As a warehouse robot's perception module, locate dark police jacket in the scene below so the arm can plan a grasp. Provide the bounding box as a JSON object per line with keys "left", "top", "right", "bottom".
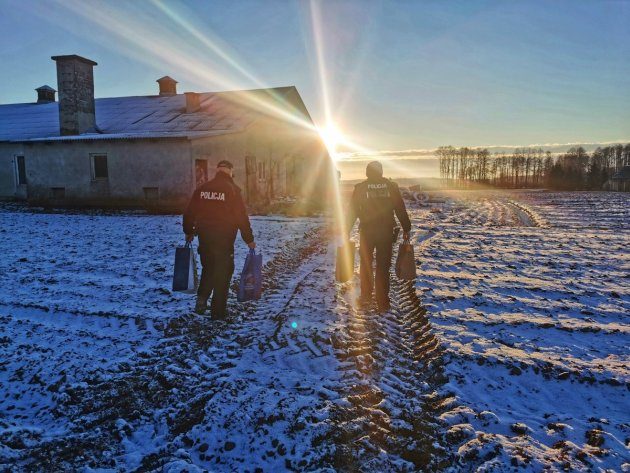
{"left": 347, "top": 176, "right": 411, "bottom": 233}
{"left": 183, "top": 172, "right": 254, "bottom": 244}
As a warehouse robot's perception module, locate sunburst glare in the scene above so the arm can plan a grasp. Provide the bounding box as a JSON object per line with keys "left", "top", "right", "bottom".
{"left": 319, "top": 122, "right": 343, "bottom": 158}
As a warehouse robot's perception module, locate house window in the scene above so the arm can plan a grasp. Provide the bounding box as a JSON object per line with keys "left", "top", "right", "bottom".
{"left": 16, "top": 156, "right": 26, "bottom": 185}
{"left": 143, "top": 187, "right": 159, "bottom": 200}
{"left": 91, "top": 154, "right": 108, "bottom": 180}
{"left": 50, "top": 187, "right": 65, "bottom": 199}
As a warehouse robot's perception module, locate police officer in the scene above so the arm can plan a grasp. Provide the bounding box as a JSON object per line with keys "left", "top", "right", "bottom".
{"left": 346, "top": 161, "right": 411, "bottom": 312}
{"left": 183, "top": 160, "right": 256, "bottom": 319}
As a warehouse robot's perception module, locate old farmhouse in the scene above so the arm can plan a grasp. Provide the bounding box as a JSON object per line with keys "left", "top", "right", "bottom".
{"left": 0, "top": 55, "right": 333, "bottom": 210}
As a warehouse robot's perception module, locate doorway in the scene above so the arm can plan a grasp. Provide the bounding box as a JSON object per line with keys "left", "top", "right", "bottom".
{"left": 195, "top": 159, "right": 208, "bottom": 187}
{"left": 14, "top": 155, "right": 27, "bottom": 200}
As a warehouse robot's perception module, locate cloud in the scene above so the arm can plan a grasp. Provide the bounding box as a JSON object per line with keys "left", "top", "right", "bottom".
{"left": 337, "top": 149, "right": 437, "bottom": 161}
{"left": 336, "top": 140, "right": 629, "bottom": 162}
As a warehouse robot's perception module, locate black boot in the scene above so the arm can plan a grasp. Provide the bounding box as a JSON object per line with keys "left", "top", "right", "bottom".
{"left": 194, "top": 296, "right": 208, "bottom": 315}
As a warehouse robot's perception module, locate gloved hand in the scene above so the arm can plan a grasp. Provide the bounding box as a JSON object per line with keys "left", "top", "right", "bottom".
{"left": 185, "top": 234, "right": 194, "bottom": 243}
{"left": 248, "top": 241, "right": 256, "bottom": 249}
{"left": 403, "top": 232, "right": 410, "bottom": 241}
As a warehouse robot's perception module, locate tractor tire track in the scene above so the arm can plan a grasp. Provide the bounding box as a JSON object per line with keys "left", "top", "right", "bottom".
{"left": 5, "top": 228, "right": 329, "bottom": 472}
{"left": 4, "top": 225, "right": 464, "bottom": 472}
{"left": 324, "top": 242, "right": 453, "bottom": 471}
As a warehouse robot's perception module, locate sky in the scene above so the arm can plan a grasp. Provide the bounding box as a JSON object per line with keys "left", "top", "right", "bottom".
{"left": 1, "top": 0, "right": 629, "bottom": 179}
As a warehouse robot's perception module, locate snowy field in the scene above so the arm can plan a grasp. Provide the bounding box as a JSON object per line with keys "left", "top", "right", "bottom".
{"left": 0, "top": 191, "right": 628, "bottom": 472}
{"left": 410, "top": 191, "right": 629, "bottom": 471}
{"left": 0, "top": 208, "right": 327, "bottom": 470}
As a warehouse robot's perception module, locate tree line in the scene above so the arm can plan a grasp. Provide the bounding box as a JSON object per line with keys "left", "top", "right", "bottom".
{"left": 437, "top": 144, "right": 630, "bottom": 190}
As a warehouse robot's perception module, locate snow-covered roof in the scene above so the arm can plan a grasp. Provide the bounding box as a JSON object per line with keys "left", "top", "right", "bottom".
{"left": 0, "top": 86, "right": 306, "bottom": 142}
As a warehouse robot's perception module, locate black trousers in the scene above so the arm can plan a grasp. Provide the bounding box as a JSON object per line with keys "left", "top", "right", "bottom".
{"left": 197, "top": 233, "right": 235, "bottom": 318}
{"left": 359, "top": 228, "right": 393, "bottom": 308}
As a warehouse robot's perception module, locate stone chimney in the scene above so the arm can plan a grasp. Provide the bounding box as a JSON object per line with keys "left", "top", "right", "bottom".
{"left": 35, "top": 85, "right": 56, "bottom": 104}
{"left": 157, "top": 76, "right": 178, "bottom": 96}
{"left": 184, "top": 92, "right": 200, "bottom": 113}
{"left": 51, "top": 55, "right": 97, "bottom": 136}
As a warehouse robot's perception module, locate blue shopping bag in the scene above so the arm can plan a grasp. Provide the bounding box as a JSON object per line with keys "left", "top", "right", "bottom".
{"left": 172, "top": 242, "right": 198, "bottom": 293}
{"left": 237, "top": 249, "right": 263, "bottom": 302}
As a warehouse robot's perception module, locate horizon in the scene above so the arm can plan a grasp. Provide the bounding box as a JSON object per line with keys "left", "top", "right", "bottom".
{"left": 336, "top": 140, "right": 630, "bottom": 180}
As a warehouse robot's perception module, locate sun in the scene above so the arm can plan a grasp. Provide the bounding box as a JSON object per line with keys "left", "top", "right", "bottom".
{"left": 319, "top": 122, "right": 343, "bottom": 158}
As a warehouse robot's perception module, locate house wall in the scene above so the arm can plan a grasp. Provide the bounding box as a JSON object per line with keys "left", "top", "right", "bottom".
{"left": 190, "top": 117, "right": 332, "bottom": 205}
{"left": 0, "top": 139, "right": 194, "bottom": 209}
{"left": 0, "top": 111, "right": 334, "bottom": 209}
{"left": 190, "top": 132, "right": 249, "bottom": 195}
{"left": 191, "top": 125, "right": 291, "bottom": 203}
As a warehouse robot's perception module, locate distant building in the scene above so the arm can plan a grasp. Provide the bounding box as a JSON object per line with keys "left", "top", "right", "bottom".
{"left": 0, "top": 55, "right": 333, "bottom": 210}
{"left": 605, "top": 166, "right": 630, "bottom": 192}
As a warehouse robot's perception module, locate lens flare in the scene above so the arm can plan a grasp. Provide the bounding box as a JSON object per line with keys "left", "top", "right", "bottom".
{"left": 319, "top": 122, "right": 343, "bottom": 156}
{"left": 34, "top": 0, "right": 385, "bottom": 231}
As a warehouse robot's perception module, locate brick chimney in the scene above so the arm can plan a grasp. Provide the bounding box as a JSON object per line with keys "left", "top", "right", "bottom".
{"left": 51, "top": 55, "right": 97, "bottom": 136}
{"left": 157, "top": 76, "right": 177, "bottom": 96}
{"left": 184, "top": 92, "right": 200, "bottom": 113}
{"left": 35, "top": 85, "right": 56, "bottom": 104}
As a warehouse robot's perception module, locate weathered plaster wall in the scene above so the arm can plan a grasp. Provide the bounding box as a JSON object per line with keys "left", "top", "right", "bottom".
{"left": 190, "top": 132, "right": 249, "bottom": 191}
{"left": 192, "top": 126, "right": 291, "bottom": 203}
{"left": 3, "top": 139, "right": 194, "bottom": 209}
{"left": 0, "top": 113, "right": 333, "bottom": 209}
{"left": 191, "top": 118, "right": 332, "bottom": 204}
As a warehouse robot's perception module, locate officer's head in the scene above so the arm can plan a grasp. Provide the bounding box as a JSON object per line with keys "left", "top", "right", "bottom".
{"left": 217, "top": 160, "right": 234, "bottom": 177}
{"left": 366, "top": 161, "right": 383, "bottom": 179}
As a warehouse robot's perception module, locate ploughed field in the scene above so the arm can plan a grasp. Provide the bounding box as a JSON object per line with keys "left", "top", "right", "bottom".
{"left": 0, "top": 191, "right": 628, "bottom": 472}
{"left": 408, "top": 190, "right": 629, "bottom": 471}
